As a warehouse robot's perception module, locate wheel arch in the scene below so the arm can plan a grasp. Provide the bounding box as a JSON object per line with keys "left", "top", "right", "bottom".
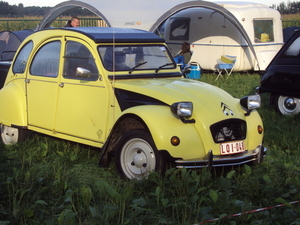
{"left": 99, "top": 105, "right": 205, "bottom": 167}
{"left": 99, "top": 113, "right": 150, "bottom": 167}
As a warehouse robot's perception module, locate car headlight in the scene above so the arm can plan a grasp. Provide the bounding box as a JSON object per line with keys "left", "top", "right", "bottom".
{"left": 240, "top": 95, "right": 261, "bottom": 115}
{"left": 171, "top": 102, "right": 193, "bottom": 118}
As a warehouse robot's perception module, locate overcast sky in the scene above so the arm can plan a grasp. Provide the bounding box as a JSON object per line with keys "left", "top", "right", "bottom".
{"left": 9, "top": 0, "right": 286, "bottom": 8}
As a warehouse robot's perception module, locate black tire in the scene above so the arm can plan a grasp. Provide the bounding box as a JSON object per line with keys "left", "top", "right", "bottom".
{"left": 274, "top": 95, "right": 300, "bottom": 115}
{"left": 115, "top": 129, "right": 164, "bottom": 180}
{"left": 0, "top": 124, "right": 31, "bottom": 145}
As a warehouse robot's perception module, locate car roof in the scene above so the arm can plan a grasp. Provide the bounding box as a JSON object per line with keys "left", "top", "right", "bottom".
{"left": 49, "top": 27, "right": 165, "bottom": 44}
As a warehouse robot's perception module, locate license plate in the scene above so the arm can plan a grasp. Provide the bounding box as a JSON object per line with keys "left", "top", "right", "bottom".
{"left": 220, "top": 141, "right": 245, "bottom": 155}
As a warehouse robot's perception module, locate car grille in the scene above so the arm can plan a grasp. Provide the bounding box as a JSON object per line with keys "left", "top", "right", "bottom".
{"left": 210, "top": 119, "right": 246, "bottom": 143}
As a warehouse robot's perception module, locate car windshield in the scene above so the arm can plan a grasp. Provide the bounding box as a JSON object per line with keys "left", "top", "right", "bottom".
{"left": 98, "top": 45, "right": 176, "bottom": 72}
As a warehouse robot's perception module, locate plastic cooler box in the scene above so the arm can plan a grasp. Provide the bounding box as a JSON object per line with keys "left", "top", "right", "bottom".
{"left": 187, "top": 63, "right": 201, "bottom": 79}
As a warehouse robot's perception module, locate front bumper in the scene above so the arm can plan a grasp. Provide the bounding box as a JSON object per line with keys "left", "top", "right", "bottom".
{"left": 174, "top": 144, "right": 267, "bottom": 169}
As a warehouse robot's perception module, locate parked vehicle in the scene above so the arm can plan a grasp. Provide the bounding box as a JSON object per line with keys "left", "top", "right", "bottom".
{"left": 0, "top": 27, "right": 266, "bottom": 179}
{"left": 257, "top": 29, "right": 300, "bottom": 115}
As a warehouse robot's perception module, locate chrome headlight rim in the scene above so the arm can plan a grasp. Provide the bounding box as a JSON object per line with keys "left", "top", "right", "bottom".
{"left": 170, "top": 101, "right": 193, "bottom": 119}
{"left": 240, "top": 95, "right": 261, "bottom": 114}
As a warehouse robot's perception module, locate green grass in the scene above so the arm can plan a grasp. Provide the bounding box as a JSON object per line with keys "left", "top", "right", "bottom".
{"left": 0, "top": 73, "right": 300, "bottom": 225}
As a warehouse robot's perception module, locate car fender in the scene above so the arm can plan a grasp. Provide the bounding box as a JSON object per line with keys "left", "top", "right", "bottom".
{"left": 0, "top": 82, "right": 27, "bottom": 127}
{"left": 120, "top": 105, "right": 206, "bottom": 160}
{"left": 244, "top": 110, "right": 264, "bottom": 150}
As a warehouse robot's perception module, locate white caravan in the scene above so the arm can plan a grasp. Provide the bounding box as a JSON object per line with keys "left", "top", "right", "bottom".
{"left": 158, "top": 2, "right": 283, "bottom": 71}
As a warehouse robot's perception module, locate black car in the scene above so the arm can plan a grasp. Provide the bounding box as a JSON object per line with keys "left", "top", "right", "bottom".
{"left": 257, "top": 29, "right": 300, "bottom": 115}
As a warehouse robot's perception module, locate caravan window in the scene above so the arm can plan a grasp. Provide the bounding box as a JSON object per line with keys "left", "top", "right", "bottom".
{"left": 169, "top": 18, "right": 190, "bottom": 41}
{"left": 253, "top": 20, "right": 274, "bottom": 43}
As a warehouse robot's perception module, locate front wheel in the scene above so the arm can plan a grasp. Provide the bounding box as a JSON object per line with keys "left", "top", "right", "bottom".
{"left": 274, "top": 95, "right": 300, "bottom": 115}
{"left": 115, "top": 129, "right": 164, "bottom": 180}
{"left": 1, "top": 125, "right": 30, "bottom": 145}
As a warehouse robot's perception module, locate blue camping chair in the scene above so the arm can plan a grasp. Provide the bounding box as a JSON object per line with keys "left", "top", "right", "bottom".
{"left": 174, "top": 55, "right": 185, "bottom": 70}
{"left": 215, "top": 55, "right": 236, "bottom": 80}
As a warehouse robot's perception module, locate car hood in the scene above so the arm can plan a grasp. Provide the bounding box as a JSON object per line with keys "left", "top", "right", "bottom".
{"left": 114, "top": 78, "right": 245, "bottom": 122}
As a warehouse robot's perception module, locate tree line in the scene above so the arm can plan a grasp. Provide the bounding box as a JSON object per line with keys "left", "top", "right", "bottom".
{"left": 2, "top": 0, "right": 300, "bottom": 17}
{"left": 273, "top": 1, "right": 300, "bottom": 14}
{"left": 0, "top": 1, "right": 94, "bottom": 17}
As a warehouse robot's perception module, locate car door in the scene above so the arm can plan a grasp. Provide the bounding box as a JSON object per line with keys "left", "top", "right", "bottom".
{"left": 54, "top": 38, "right": 109, "bottom": 144}
{"left": 26, "top": 39, "right": 61, "bottom": 131}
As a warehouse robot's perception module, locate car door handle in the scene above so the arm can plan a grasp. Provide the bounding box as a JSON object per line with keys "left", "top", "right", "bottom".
{"left": 59, "top": 83, "right": 64, "bottom": 87}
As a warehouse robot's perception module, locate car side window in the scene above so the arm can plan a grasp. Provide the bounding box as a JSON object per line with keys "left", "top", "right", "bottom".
{"left": 30, "top": 41, "right": 60, "bottom": 77}
{"left": 63, "top": 41, "right": 98, "bottom": 80}
{"left": 284, "top": 37, "right": 300, "bottom": 56}
{"left": 12, "top": 41, "right": 33, "bottom": 74}
{"left": 276, "top": 37, "right": 300, "bottom": 65}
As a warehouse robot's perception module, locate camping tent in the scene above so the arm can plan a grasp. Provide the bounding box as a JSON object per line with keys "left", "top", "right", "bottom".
{"left": 0, "top": 29, "right": 34, "bottom": 61}
{"left": 36, "top": 0, "right": 259, "bottom": 69}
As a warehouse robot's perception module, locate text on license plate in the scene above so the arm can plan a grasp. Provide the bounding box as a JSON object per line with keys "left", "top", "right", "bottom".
{"left": 220, "top": 141, "right": 245, "bottom": 155}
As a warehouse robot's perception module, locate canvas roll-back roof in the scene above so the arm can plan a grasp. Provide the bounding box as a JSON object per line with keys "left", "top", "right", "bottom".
{"left": 61, "top": 27, "right": 165, "bottom": 43}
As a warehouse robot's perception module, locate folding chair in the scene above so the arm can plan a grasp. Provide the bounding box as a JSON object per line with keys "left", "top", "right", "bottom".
{"left": 215, "top": 55, "right": 236, "bottom": 80}
{"left": 174, "top": 55, "right": 185, "bottom": 69}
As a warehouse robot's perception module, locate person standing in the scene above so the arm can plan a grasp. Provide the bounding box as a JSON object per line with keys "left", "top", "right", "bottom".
{"left": 64, "top": 16, "right": 80, "bottom": 27}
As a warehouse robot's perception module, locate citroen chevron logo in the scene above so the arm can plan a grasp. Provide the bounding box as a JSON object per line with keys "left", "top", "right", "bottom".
{"left": 221, "top": 102, "right": 234, "bottom": 116}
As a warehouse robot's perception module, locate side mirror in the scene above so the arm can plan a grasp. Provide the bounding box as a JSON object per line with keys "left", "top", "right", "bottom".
{"left": 76, "top": 67, "right": 102, "bottom": 81}
{"left": 76, "top": 67, "right": 91, "bottom": 78}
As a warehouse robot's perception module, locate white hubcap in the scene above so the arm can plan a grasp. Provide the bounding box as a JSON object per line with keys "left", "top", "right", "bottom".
{"left": 120, "top": 138, "right": 156, "bottom": 179}
{"left": 1, "top": 125, "right": 19, "bottom": 145}
{"left": 278, "top": 96, "right": 300, "bottom": 115}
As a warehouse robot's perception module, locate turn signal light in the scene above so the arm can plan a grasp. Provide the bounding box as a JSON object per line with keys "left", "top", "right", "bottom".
{"left": 171, "top": 136, "right": 180, "bottom": 146}
{"left": 258, "top": 125, "right": 263, "bottom": 134}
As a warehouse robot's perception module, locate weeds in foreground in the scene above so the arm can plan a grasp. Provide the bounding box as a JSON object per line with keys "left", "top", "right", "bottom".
{"left": 0, "top": 73, "right": 300, "bottom": 224}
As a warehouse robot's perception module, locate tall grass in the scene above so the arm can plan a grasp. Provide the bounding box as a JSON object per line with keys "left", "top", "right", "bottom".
{"left": 0, "top": 72, "right": 299, "bottom": 224}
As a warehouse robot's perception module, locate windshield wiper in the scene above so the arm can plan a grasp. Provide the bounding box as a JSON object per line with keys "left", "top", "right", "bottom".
{"left": 155, "top": 63, "right": 175, "bottom": 73}
{"left": 129, "top": 61, "right": 148, "bottom": 74}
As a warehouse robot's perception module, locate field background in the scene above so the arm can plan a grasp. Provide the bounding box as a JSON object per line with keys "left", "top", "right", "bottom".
{"left": 283, "top": 13, "right": 300, "bottom": 20}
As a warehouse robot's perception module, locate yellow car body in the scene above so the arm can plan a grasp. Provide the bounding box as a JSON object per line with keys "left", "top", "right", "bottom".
{"left": 0, "top": 27, "right": 266, "bottom": 179}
